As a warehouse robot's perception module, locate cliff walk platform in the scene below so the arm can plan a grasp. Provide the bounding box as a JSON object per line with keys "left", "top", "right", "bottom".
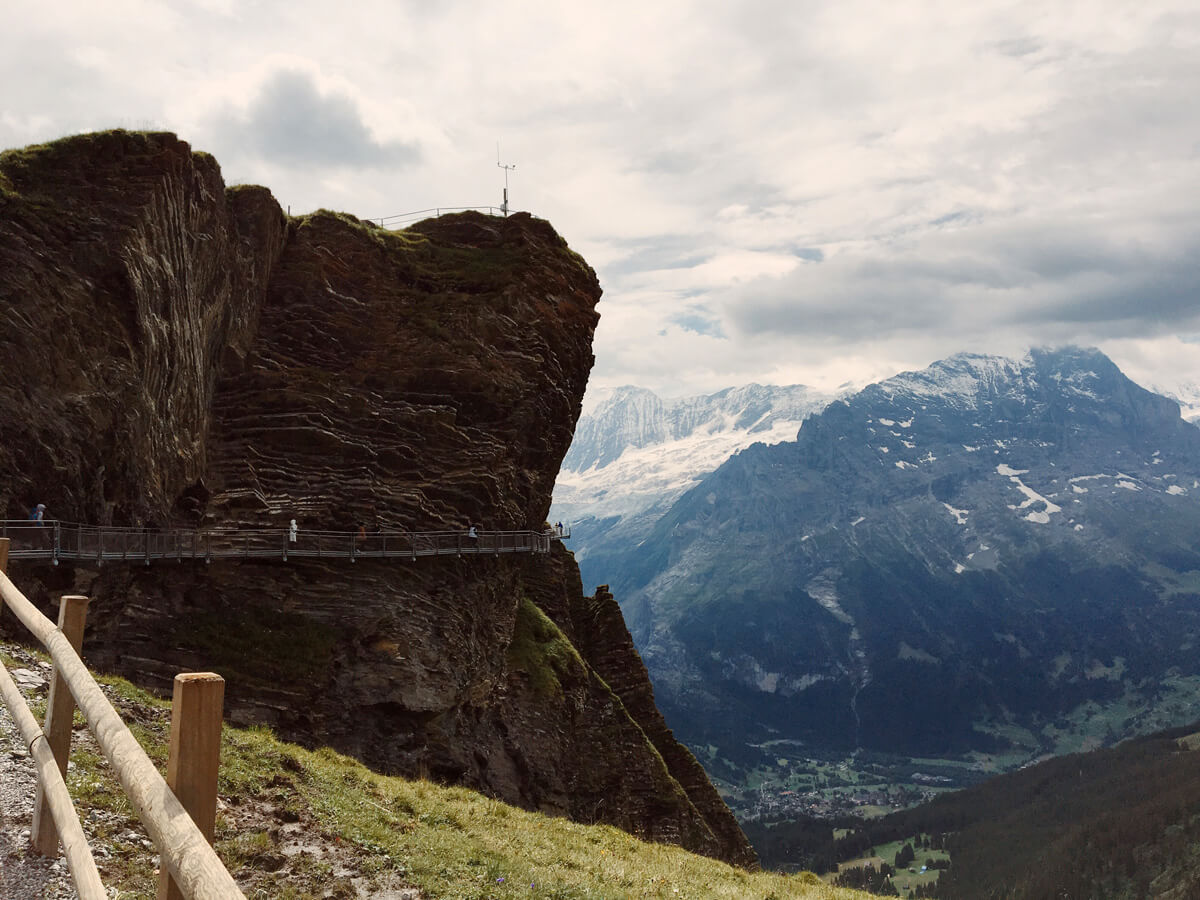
{"left": 0, "top": 521, "right": 568, "bottom": 565}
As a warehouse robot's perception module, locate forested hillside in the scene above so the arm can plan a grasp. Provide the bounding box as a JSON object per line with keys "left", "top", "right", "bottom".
{"left": 752, "top": 721, "right": 1200, "bottom": 898}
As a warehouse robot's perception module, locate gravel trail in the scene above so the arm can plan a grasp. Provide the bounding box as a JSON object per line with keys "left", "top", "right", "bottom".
{"left": 0, "top": 658, "right": 78, "bottom": 899}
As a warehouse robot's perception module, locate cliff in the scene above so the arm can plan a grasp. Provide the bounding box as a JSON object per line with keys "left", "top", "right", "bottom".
{"left": 0, "top": 130, "right": 755, "bottom": 867}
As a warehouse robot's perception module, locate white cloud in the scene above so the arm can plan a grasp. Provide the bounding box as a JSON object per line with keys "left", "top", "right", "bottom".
{"left": 1, "top": 0, "right": 1198, "bottom": 397}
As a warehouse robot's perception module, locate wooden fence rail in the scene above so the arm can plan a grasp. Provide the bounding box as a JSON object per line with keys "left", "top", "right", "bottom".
{"left": 0, "top": 538, "right": 245, "bottom": 899}
{"left": 0, "top": 655, "right": 105, "bottom": 899}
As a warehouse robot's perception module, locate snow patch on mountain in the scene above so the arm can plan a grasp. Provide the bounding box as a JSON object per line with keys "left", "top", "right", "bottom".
{"left": 807, "top": 573, "right": 854, "bottom": 626}
{"left": 998, "top": 463, "right": 1062, "bottom": 524}
{"left": 944, "top": 503, "right": 969, "bottom": 525}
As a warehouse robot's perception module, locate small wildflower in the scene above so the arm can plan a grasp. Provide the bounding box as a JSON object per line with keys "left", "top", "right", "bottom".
{"left": 497, "top": 876, "right": 505, "bottom": 883}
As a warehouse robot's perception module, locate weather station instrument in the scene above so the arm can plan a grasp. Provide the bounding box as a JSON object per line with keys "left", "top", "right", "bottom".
{"left": 497, "top": 143, "right": 516, "bottom": 216}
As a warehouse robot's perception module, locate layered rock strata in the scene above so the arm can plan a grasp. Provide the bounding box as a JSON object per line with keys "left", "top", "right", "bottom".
{"left": 0, "top": 131, "right": 285, "bottom": 524}
{"left": 0, "top": 131, "right": 754, "bottom": 866}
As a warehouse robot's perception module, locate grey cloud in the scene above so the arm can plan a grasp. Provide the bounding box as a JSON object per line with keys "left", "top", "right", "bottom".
{"left": 929, "top": 211, "right": 976, "bottom": 229}
{"left": 726, "top": 220, "right": 1200, "bottom": 347}
{"left": 987, "top": 37, "right": 1045, "bottom": 58}
{"left": 602, "top": 235, "right": 713, "bottom": 279}
{"left": 729, "top": 266, "right": 949, "bottom": 342}
{"left": 1019, "top": 261, "right": 1200, "bottom": 328}
{"left": 633, "top": 149, "right": 704, "bottom": 176}
{"left": 209, "top": 69, "right": 418, "bottom": 169}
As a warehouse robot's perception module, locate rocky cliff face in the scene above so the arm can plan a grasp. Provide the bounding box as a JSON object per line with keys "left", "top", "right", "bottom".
{"left": 0, "top": 131, "right": 286, "bottom": 525}
{"left": 0, "top": 130, "right": 754, "bottom": 867}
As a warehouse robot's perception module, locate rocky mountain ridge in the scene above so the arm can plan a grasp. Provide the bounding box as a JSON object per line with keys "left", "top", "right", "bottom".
{"left": 0, "top": 130, "right": 754, "bottom": 866}
{"left": 607, "top": 347, "right": 1200, "bottom": 781}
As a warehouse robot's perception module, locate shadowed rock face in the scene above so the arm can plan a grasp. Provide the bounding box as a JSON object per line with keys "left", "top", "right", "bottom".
{"left": 0, "top": 130, "right": 755, "bottom": 867}
{"left": 0, "top": 131, "right": 286, "bottom": 524}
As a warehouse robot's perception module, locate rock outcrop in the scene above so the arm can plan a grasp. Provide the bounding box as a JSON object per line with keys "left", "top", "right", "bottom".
{"left": 0, "top": 130, "right": 754, "bottom": 867}
{"left": 0, "top": 131, "right": 286, "bottom": 524}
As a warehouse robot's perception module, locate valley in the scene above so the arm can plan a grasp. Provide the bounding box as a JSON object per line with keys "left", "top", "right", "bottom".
{"left": 704, "top": 746, "right": 965, "bottom": 822}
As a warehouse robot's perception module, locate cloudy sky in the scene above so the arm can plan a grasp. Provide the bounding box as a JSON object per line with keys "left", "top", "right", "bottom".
{"left": 3, "top": 0, "right": 1198, "bottom": 400}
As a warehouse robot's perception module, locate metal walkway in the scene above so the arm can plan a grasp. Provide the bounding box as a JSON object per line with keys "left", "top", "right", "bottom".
{"left": 1, "top": 521, "right": 568, "bottom": 565}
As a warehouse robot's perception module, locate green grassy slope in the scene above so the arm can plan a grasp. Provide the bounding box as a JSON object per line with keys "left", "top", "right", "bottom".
{"left": 2, "top": 643, "right": 870, "bottom": 900}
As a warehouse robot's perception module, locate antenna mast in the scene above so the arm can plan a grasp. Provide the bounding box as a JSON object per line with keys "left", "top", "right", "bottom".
{"left": 497, "top": 142, "right": 516, "bottom": 216}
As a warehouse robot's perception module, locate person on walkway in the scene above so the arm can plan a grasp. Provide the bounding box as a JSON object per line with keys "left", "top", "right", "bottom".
{"left": 289, "top": 519, "right": 298, "bottom": 543}
{"left": 28, "top": 503, "right": 49, "bottom": 551}
{"left": 467, "top": 525, "right": 478, "bottom": 539}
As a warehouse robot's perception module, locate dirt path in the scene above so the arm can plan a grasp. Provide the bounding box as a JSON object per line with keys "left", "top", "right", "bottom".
{"left": 0, "top": 656, "right": 78, "bottom": 899}
{"left": 0, "top": 639, "right": 422, "bottom": 899}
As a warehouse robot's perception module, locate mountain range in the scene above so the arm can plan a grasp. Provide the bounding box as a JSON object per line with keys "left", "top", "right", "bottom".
{"left": 551, "top": 383, "right": 833, "bottom": 592}
{"left": 566, "top": 348, "right": 1200, "bottom": 804}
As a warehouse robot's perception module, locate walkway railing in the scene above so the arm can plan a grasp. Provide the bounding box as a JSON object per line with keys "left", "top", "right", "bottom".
{"left": 0, "top": 521, "right": 558, "bottom": 564}
{"left": 372, "top": 206, "right": 516, "bottom": 228}
{"left": 0, "top": 539, "right": 244, "bottom": 898}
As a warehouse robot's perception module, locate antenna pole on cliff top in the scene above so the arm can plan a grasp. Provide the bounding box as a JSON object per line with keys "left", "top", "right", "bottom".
{"left": 497, "top": 142, "right": 516, "bottom": 216}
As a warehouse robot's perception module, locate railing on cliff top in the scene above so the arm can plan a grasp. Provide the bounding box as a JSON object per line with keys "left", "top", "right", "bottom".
{"left": 371, "top": 206, "right": 518, "bottom": 229}
{"left": 0, "top": 521, "right": 567, "bottom": 564}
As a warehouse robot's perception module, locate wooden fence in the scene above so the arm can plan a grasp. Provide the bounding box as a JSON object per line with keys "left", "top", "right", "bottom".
{"left": 0, "top": 538, "right": 244, "bottom": 899}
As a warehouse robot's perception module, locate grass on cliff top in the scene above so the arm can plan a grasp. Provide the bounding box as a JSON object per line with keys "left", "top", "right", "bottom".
{"left": 1, "top": 644, "right": 866, "bottom": 900}
{"left": 0, "top": 128, "right": 166, "bottom": 175}
{"left": 288, "top": 208, "right": 555, "bottom": 293}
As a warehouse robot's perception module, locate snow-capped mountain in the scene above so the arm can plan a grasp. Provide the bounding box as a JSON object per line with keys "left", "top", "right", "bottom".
{"left": 605, "top": 347, "right": 1200, "bottom": 780}
{"left": 550, "top": 384, "right": 834, "bottom": 587}
{"left": 561, "top": 384, "right": 831, "bottom": 472}
{"left": 1150, "top": 380, "right": 1200, "bottom": 422}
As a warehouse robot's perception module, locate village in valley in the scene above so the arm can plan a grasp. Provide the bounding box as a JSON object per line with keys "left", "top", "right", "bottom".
{"left": 699, "top": 745, "right": 977, "bottom": 823}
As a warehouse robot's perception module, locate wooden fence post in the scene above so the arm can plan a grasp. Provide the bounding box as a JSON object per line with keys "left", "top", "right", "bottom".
{"left": 0, "top": 537, "right": 8, "bottom": 624}
{"left": 157, "top": 672, "right": 225, "bottom": 900}
{"left": 32, "top": 594, "right": 90, "bottom": 856}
